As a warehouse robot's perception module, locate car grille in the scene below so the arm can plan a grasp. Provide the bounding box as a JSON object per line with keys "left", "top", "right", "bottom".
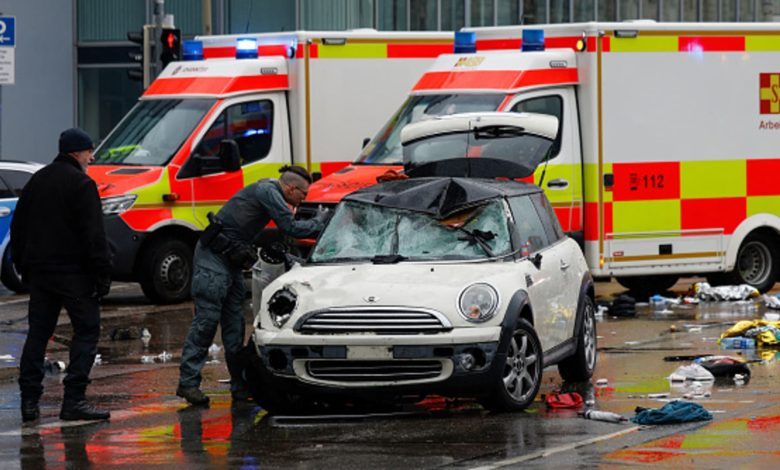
{"left": 306, "top": 359, "right": 444, "bottom": 383}
{"left": 295, "top": 307, "right": 453, "bottom": 335}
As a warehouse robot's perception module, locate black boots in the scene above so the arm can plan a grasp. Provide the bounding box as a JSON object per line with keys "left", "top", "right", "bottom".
{"left": 176, "top": 386, "right": 210, "bottom": 406}
{"left": 21, "top": 399, "right": 40, "bottom": 422}
{"left": 59, "top": 400, "right": 110, "bottom": 421}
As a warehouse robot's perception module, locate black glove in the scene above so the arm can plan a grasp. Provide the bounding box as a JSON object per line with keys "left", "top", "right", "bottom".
{"left": 95, "top": 275, "right": 111, "bottom": 299}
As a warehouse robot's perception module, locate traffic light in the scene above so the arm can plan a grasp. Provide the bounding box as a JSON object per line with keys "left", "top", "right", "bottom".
{"left": 160, "top": 28, "right": 181, "bottom": 70}
{"left": 127, "top": 26, "right": 153, "bottom": 88}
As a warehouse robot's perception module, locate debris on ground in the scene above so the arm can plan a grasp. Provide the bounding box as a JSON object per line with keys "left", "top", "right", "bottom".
{"left": 596, "top": 378, "right": 608, "bottom": 386}
{"left": 668, "top": 363, "right": 714, "bottom": 382}
{"left": 762, "top": 294, "right": 780, "bottom": 310}
{"left": 0, "top": 354, "right": 14, "bottom": 362}
{"left": 632, "top": 400, "right": 712, "bottom": 425}
{"left": 93, "top": 354, "right": 102, "bottom": 366}
{"left": 110, "top": 326, "right": 143, "bottom": 341}
{"left": 609, "top": 294, "right": 637, "bottom": 317}
{"left": 694, "top": 355, "right": 751, "bottom": 378}
{"left": 719, "top": 319, "right": 780, "bottom": 347}
{"left": 690, "top": 282, "right": 759, "bottom": 301}
{"left": 545, "top": 392, "right": 583, "bottom": 409}
{"left": 581, "top": 409, "right": 628, "bottom": 423}
{"left": 43, "top": 358, "right": 66, "bottom": 373}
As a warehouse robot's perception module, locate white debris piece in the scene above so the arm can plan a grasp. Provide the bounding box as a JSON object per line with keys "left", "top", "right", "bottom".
{"left": 596, "top": 378, "right": 608, "bottom": 386}
{"left": 668, "top": 364, "right": 715, "bottom": 382}
{"left": 157, "top": 351, "right": 172, "bottom": 362}
{"left": 694, "top": 282, "right": 759, "bottom": 301}
{"left": 208, "top": 344, "right": 222, "bottom": 356}
{"left": 93, "top": 354, "right": 102, "bottom": 366}
{"left": 0, "top": 354, "right": 14, "bottom": 361}
{"left": 141, "top": 355, "right": 156, "bottom": 364}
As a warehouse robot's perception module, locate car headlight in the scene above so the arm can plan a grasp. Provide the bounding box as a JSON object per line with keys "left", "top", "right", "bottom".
{"left": 267, "top": 287, "right": 297, "bottom": 328}
{"left": 101, "top": 194, "right": 137, "bottom": 215}
{"left": 458, "top": 283, "right": 499, "bottom": 323}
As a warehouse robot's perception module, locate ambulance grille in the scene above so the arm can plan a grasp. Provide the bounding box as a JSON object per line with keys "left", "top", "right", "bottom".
{"left": 306, "top": 360, "right": 444, "bottom": 382}
{"left": 295, "top": 307, "right": 452, "bottom": 335}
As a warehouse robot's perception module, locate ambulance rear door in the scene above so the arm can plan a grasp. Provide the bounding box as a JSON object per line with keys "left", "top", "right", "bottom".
{"left": 502, "top": 86, "right": 583, "bottom": 241}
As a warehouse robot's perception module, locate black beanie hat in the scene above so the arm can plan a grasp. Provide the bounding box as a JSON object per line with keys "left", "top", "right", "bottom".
{"left": 59, "top": 128, "right": 94, "bottom": 154}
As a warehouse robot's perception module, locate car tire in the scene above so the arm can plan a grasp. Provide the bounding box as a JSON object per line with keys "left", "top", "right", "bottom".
{"left": 558, "top": 296, "right": 597, "bottom": 382}
{"left": 139, "top": 238, "right": 193, "bottom": 304}
{"left": 1, "top": 245, "right": 27, "bottom": 294}
{"left": 480, "top": 319, "right": 543, "bottom": 412}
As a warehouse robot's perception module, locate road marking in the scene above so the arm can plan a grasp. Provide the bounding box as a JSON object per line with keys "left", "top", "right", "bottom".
{"left": 468, "top": 425, "right": 641, "bottom": 470}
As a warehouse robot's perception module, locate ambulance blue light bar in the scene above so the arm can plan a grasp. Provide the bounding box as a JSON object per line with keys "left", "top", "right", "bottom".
{"left": 521, "top": 29, "right": 544, "bottom": 51}
{"left": 454, "top": 31, "right": 476, "bottom": 53}
{"left": 236, "top": 38, "right": 258, "bottom": 59}
{"left": 182, "top": 40, "right": 204, "bottom": 60}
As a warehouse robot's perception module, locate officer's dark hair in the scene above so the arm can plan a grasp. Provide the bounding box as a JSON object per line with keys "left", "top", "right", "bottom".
{"left": 279, "top": 165, "right": 312, "bottom": 184}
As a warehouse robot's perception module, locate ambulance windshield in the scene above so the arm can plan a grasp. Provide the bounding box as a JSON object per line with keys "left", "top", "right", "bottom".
{"left": 93, "top": 99, "right": 215, "bottom": 166}
{"left": 356, "top": 94, "right": 504, "bottom": 165}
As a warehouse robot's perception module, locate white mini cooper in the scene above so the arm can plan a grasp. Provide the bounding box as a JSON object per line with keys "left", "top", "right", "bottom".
{"left": 247, "top": 113, "right": 597, "bottom": 412}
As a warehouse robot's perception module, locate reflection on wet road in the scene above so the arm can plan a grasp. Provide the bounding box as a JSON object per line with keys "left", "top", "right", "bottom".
{"left": 1, "top": 280, "right": 780, "bottom": 468}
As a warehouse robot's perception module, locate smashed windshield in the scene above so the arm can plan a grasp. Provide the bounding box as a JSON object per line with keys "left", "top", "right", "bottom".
{"left": 310, "top": 200, "right": 512, "bottom": 263}
{"left": 356, "top": 94, "right": 504, "bottom": 165}
{"left": 94, "top": 99, "right": 215, "bottom": 166}
{"left": 404, "top": 125, "right": 554, "bottom": 176}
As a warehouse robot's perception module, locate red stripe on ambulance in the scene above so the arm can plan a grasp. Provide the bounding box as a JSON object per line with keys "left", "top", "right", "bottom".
{"left": 412, "top": 68, "right": 577, "bottom": 92}
{"left": 145, "top": 75, "right": 289, "bottom": 96}
{"left": 387, "top": 44, "right": 453, "bottom": 58}
{"left": 678, "top": 36, "right": 745, "bottom": 52}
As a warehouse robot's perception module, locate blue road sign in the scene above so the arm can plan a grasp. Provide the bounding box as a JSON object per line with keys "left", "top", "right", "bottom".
{"left": 0, "top": 17, "right": 15, "bottom": 47}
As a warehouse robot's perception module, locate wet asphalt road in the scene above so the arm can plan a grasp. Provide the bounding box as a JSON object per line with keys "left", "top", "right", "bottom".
{"left": 0, "top": 280, "right": 779, "bottom": 469}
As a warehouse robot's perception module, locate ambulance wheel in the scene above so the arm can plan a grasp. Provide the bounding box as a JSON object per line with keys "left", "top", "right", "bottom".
{"left": 616, "top": 275, "right": 678, "bottom": 295}
{"left": 732, "top": 232, "right": 777, "bottom": 293}
{"left": 0, "top": 245, "right": 27, "bottom": 294}
{"left": 139, "top": 238, "right": 193, "bottom": 304}
{"left": 480, "top": 319, "right": 542, "bottom": 412}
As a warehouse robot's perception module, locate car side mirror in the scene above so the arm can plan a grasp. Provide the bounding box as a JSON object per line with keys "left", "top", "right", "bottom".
{"left": 312, "top": 171, "right": 322, "bottom": 182}
{"left": 531, "top": 252, "right": 543, "bottom": 269}
{"left": 362, "top": 137, "right": 370, "bottom": 148}
{"left": 218, "top": 139, "right": 241, "bottom": 172}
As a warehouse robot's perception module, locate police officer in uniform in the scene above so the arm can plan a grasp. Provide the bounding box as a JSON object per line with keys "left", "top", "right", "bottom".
{"left": 12, "top": 128, "right": 112, "bottom": 422}
{"left": 176, "top": 165, "right": 325, "bottom": 405}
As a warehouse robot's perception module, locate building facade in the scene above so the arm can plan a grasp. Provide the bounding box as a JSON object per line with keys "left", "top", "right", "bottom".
{"left": 2, "top": 0, "right": 780, "bottom": 163}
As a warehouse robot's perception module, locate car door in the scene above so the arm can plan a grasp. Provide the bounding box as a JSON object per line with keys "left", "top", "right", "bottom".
{"left": 530, "top": 192, "right": 579, "bottom": 346}
{"left": 508, "top": 194, "right": 567, "bottom": 352}
{"left": 503, "top": 88, "right": 582, "bottom": 235}
{"left": 183, "top": 94, "right": 290, "bottom": 227}
{"left": 0, "top": 168, "right": 33, "bottom": 242}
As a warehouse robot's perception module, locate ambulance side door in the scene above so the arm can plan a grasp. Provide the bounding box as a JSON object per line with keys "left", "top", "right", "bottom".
{"left": 503, "top": 87, "right": 583, "bottom": 241}
{"left": 182, "top": 93, "right": 291, "bottom": 227}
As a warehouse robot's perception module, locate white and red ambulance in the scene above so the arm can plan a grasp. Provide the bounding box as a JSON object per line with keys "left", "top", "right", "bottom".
{"left": 90, "top": 30, "right": 451, "bottom": 303}
{"left": 305, "top": 22, "right": 780, "bottom": 293}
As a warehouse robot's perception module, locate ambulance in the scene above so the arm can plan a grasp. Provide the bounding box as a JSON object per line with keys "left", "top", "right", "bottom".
{"left": 90, "top": 30, "right": 452, "bottom": 303}
{"left": 304, "top": 22, "right": 780, "bottom": 294}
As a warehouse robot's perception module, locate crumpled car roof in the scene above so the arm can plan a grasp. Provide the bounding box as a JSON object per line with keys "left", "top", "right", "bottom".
{"left": 344, "top": 177, "right": 541, "bottom": 219}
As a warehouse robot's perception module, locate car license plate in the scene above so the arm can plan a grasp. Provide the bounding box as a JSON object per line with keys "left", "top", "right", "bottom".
{"left": 346, "top": 346, "right": 393, "bottom": 359}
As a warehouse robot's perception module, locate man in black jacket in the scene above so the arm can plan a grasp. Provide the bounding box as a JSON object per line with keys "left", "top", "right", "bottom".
{"left": 11, "top": 128, "right": 112, "bottom": 422}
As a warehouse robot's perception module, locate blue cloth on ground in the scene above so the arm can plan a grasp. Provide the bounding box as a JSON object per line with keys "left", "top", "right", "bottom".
{"left": 632, "top": 400, "right": 712, "bottom": 425}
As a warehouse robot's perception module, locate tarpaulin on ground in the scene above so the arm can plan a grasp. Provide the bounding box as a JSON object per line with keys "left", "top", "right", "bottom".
{"left": 632, "top": 401, "right": 712, "bottom": 425}
{"left": 690, "top": 282, "right": 759, "bottom": 301}
{"left": 719, "top": 320, "right": 780, "bottom": 347}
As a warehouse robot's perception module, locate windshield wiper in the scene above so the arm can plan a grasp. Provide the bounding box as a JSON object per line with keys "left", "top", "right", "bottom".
{"left": 371, "top": 254, "right": 408, "bottom": 264}
{"left": 456, "top": 227, "right": 496, "bottom": 258}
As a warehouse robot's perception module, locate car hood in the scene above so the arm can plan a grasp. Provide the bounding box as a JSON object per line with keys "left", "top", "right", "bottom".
{"left": 260, "top": 262, "right": 520, "bottom": 326}
{"left": 306, "top": 165, "right": 402, "bottom": 204}
{"left": 87, "top": 165, "right": 165, "bottom": 197}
